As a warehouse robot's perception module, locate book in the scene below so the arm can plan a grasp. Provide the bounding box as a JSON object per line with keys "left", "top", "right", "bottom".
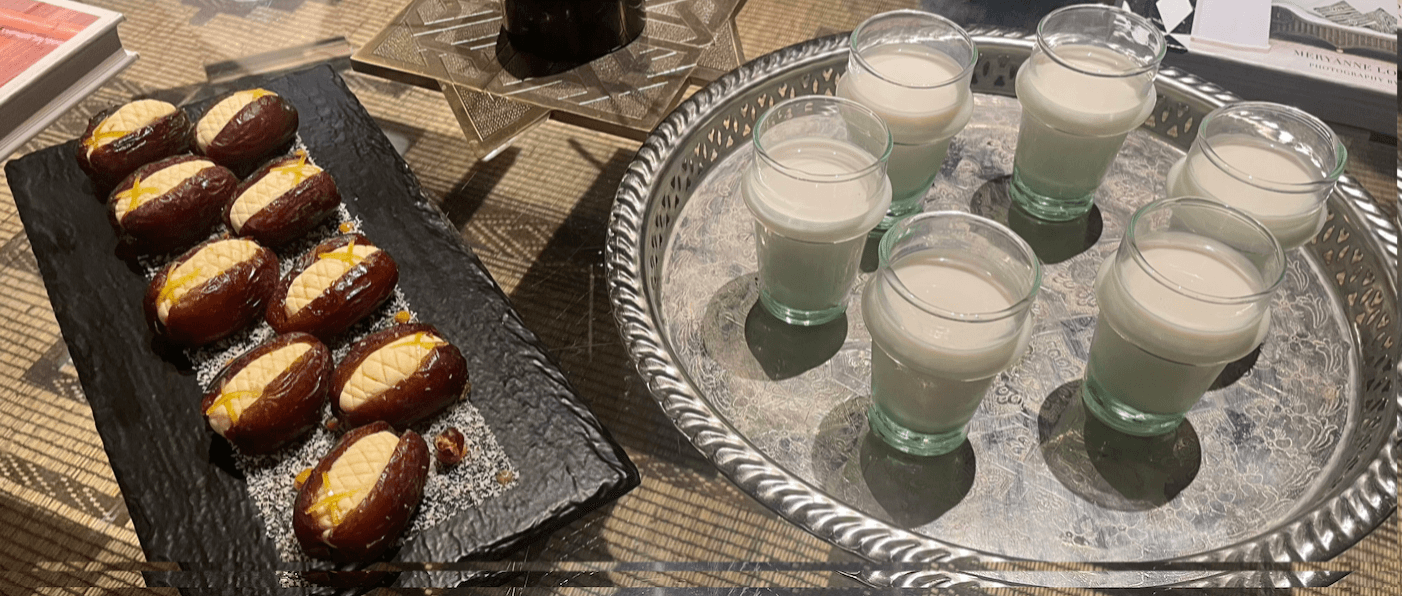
{"left": 1121, "top": 0, "right": 1396, "bottom": 134}
{"left": 1, "top": 0, "right": 136, "bottom": 159}
{"left": 1188, "top": 0, "right": 1396, "bottom": 94}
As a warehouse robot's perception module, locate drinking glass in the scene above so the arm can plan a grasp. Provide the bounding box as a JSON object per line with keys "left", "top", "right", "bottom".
{"left": 836, "top": 10, "right": 977, "bottom": 229}
{"left": 863, "top": 211, "right": 1042, "bottom": 456}
{"left": 1083, "top": 197, "right": 1286, "bottom": 436}
{"left": 1167, "top": 101, "right": 1347, "bottom": 250}
{"left": 1011, "top": 4, "right": 1166, "bottom": 221}
{"left": 742, "top": 96, "right": 893, "bottom": 326}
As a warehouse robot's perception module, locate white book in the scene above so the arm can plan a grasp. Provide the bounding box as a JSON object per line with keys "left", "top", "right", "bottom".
{"left": 0, "top": 0, "right": 137, "bottom": 159}
{"left": 1186, "top": 0, "right": 1396, "bottom": 95}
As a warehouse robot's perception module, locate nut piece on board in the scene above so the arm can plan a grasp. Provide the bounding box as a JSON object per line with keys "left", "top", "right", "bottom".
{"left": 433, "top": 427, "right": 467, "bottom": 467}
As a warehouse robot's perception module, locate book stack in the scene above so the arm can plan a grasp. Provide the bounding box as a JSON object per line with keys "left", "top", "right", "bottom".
{"left": 1, "top": 0, "right": 136, "bottom": 158}
{"left": 1124, "top": 0, "right": 1396, "bottom": 134}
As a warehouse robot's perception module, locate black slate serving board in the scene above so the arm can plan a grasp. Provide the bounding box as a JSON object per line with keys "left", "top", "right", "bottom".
{"left": 5, "top": 65, "right": 638, "bottom": 592}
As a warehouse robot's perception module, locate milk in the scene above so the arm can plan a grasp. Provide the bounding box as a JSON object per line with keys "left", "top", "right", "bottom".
{"left": 838, "top": 44, "right": 972, "bottom": 204}
{"left": 743, "top": 136, "right": 891, "bottom": 316}
{"left": 1013, "top": 45, "right": 1156, "bottom": 208}
{"left": 1087, "top": 232, "right": 1270, "bottom": 416}
{"left": 863, "top": 252, "right": 1033, "bottom": 434}
{"left": 1167, "top": 138, "right": 1326, "bottom": 250}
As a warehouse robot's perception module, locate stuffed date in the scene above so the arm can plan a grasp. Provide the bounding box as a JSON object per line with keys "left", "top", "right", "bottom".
{"left": 331, "top": 324, "right": 469, "bottom": 430}
{"left": 202, "top": 333, "right": 331, "bottom": 454}
{"left": 292, "top": 421, "right": 429, "bottom": 563}
{"left": 76, "top": 99, "right": 193, "bottom": 187}
{"left": 266, "top": 234, "right": 398, "bottom": 339}
{"left": 144, "top": 237, "right": 278, "bottom": 346}
{"left": 226, "top": 151, "right": 340, "bottom": 246}
{"left": 108, "top": 155, "right": 236, "bottom": 253}
{"left": 195, "top": 88, "right": 298, "bottom": 168}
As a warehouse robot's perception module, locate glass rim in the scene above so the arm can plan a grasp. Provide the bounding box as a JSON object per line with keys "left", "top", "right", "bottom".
{"left": 848, "top": 9, "right": 980, "bottom": 90}
{"left": 752, "top": 95, "right": 893, "bottom": 183}
{"left": 1035, "top": 4, "right": 1167, "bottom": 78}
{"left": 1124, "top": 197, "right": 1286, "bottom": 304}
{"left": 1195, "top": 101, "right": 1348, "bottom": 193}
{"left": 877, "top": 210, "right": 1043, "bottom": 322}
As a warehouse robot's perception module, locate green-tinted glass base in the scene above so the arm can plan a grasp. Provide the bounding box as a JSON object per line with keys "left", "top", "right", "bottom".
{"left": 1081, "top": 374, "right": 1187, "bottom": 437}
{"left": 1010, "top": 168, "right": 1096, "bottom": 222}
{"left": 867, "top": 404, "right": 966, "bottom": 457}
{"left": 758, "top": 288, "right": 845, "bottom": 327}
{"left": 875, "top": 193, "right": 925, "bottom": 231}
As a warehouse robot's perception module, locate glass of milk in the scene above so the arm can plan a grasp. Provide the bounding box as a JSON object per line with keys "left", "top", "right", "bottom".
{"left": 1083, "top": 197, "right": 1286, "bottom": 436}
{"left": 837, "top": 10, "right": 977, "bottom": 229}
{"left": 742, "top": 96, "right": 893, "bottom": 326}
{"left": 1166, "top": 101, "right": 1348, "bottom": 251}
{"left": 1011, "top": 4, "right": 1166, "bottom": 221}
{"left": 863, "top": 211, "right": 1042, "bottom": 456}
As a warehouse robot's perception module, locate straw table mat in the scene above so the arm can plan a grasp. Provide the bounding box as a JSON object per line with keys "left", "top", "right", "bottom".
{"left": 0, "top": 0, "right": 1395, "bottom": 592}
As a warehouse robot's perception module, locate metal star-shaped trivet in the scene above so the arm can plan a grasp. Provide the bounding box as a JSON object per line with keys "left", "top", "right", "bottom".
{"left": 352, "top": 0, "right": 746, "bottom": 157}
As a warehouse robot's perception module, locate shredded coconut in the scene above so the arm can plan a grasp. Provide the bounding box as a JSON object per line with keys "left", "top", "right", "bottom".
{"left": 134, "top": 138, "right": 517, "bottom": 571}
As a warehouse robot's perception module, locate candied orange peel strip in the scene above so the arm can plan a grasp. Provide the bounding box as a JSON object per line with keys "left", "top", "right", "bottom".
{"left": 406, "top": 332, "right": 445, "bottom": 352}
{"left": 116, "top": 176, "right": 164, "bottom": 211}
{"left": 157, "top": 267, "right": 203, "bottom": 306}
{"left": 316, "top": 237, "right": 363, "bottom": 267}
{"left": 82, "top": 128, "right": 129, "bottom": 151}
{"left": 306, "top": 472, "right": 359, "bottom": 526}
{"left": 205, "top": 389, "right": 259, "bottom": 424}
{"left": 269, "top": 151, "right": 315, "bottom": 185}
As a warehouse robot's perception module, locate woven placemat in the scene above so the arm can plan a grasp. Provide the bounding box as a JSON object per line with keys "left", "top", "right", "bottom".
{"left": 0, "top": 0, "right": 1394, "bottom": 591}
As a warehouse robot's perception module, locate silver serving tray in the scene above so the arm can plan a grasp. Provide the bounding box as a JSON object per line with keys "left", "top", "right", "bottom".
{"left": 606, "top": 31, "right": 1398, "bottom": 588}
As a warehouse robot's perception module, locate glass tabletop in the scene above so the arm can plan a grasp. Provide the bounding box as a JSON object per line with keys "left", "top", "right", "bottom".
{"left": 0, "top": 0, "right": 1394, "bottom": 591}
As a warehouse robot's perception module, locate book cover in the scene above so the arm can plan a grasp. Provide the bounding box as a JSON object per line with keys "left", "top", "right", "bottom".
{"left": 1124, "top": 0, "right": 1396, "bottom": 93}
{"left": 0, "top": 0, "right": 99, "bottom": 88}
{"left": 0, "top": 0, "right": 134, "bottom": 158}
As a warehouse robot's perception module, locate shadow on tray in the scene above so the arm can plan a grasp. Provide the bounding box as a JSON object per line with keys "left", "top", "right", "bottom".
{"left": 1039, "top": 380, "right": 1202, "bottom": 511}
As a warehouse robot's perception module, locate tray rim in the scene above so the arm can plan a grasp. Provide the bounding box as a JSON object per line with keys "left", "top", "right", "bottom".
{"left": 606, "top": 29, "right": 1399, "bottom": 588}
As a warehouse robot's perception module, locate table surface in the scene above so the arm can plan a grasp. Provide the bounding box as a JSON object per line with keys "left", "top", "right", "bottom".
{"left": 0, "top": 0, "right": 1395, "bottom": 592}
